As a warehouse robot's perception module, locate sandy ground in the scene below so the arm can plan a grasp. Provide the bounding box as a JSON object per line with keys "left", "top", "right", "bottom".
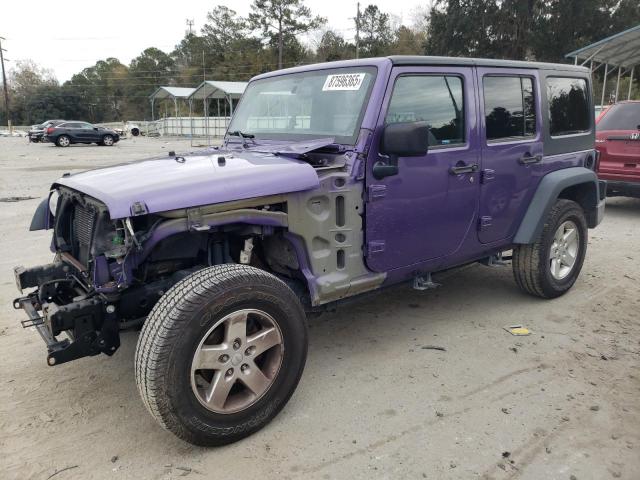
{"left": 0, "top": 136, "right": 638, "bottom": 480}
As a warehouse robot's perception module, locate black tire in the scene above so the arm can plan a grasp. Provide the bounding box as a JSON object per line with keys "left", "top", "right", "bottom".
{"left": 135, "top": 264, "right": 308, "bottom": 446}
{"left": 513, "top": 199, "right": 587, "bottom": 298}
{"left": 101, "top": 134, "right": 114, "bottom": 146}
{"left": 55, "top": 135, "right": 71, "bottom": 147}
{"left": 131, "top": 127, "right": 140, "bottom": 136}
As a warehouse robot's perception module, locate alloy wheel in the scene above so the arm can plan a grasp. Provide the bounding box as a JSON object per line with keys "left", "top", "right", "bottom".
{"left": 190, "top": 309, "right": 284, "bottom": 414}
{"left": 549, "top": 220, "right": 579, "bottom": 280}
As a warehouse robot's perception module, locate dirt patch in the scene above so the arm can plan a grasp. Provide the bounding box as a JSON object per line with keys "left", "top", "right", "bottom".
{"left": 0, "top": 196, "right": 38, "bottom": 202}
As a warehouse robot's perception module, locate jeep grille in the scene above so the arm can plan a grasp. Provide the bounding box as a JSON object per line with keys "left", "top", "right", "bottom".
{"left": 72, "top": 204, "right": 96, "bottom": 266}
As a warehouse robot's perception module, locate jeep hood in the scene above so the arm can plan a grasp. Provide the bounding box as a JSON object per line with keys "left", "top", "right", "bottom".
{"left": 55, "top": 149, "right": 320, "bottom": 219}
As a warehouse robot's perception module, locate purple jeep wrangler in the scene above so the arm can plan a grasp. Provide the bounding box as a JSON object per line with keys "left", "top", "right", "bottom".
{"left": 14, "top": 56, "right": 606, "bottom": 445}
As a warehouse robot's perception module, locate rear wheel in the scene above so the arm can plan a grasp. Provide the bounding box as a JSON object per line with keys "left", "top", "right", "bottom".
{"left": 513, "top": 199, "right": 587, "bottom": 298}
{"left": 56, "top": 135, "right": 70, "bottom": 147}
{"left": 101, "top": 134, "right": 114, "bottom": 146}
{"left": 135, "top": 264, "right": 308, "bottom": 446}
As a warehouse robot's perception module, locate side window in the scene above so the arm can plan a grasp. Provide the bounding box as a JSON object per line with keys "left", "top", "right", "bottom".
{"left": 547, "top": 77, "right": 590, "bottom": 136}
{"left": 484, "top": 76, "right": 536, "bottom": 141}
{"left": 386, "top": 75, "right": 465, "bottom": 146}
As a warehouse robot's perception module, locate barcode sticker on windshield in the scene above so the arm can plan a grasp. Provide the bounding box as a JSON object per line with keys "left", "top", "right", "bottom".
{"left": 322, "top": 73, "right": 366, "bottom": 91}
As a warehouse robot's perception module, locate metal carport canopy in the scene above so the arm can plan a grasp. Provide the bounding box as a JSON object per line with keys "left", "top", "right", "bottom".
{"left": 149, "top": 86, "right": 196, "bottom": 101}
{"left": 565, "top": 24, "right": 640, "bottom": 104}
{"left": 187, "top": 81, "right": 248, "bottom": 146}
{"left": 149, "top": 87, "right": 196, "bottom": 121}
{"left": 188, "top": 81, "right": 247, "bottom": 101}
{"left": 565, "top": 24, "right": 640, "bottom": 68}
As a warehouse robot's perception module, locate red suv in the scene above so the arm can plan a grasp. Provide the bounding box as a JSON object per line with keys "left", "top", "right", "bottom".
{"left": 595, "top": 101, "right": 640, "bottom": 197}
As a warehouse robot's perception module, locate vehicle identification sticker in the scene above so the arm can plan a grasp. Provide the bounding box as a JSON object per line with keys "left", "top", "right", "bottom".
{"left": 322, "top": 73, "right": 366, "bottom": 91}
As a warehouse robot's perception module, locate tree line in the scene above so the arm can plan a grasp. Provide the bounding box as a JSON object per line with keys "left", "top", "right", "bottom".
{"left": 1, "top": 0, "right": 639, "bottom": 126}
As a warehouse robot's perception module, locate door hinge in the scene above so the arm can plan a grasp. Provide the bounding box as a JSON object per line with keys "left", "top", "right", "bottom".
{"left": 366, "top": 240, "right": 385, "bottom": 256}
{"left": 481, "top": 169, "right": 495, "bottom": 184}
{"left": 478, "top": 216, "right": 493, "bottom": 230}
{"left": 367, "top": 184, "right": 387, "bottom": 201}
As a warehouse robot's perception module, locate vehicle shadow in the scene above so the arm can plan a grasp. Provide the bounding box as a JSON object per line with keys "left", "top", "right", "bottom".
{"left": 605, "top": 196, "right": 640, "bottom": 217}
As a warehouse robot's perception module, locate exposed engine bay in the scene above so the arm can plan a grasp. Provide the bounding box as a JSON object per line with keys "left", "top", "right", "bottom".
{"left": 14, "top": 186, "right": 297, "bottom": 366}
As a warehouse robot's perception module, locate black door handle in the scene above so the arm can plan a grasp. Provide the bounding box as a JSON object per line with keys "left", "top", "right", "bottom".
{"left": 519, "top": 154, "right": 542, "bottom": 165}
{"left": 450, "top": 162, "right": 479, "bottom": 175}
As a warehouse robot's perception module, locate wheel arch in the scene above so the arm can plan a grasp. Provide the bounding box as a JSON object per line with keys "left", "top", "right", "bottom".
{"left": 513, "top": 167, "right": 603, "bottom": 244}
{"left": 132, "top": 205, "right": 317, "bottom": 301}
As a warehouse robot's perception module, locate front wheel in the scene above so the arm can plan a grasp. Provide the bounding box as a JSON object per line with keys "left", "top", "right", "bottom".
{"left": 513, "top": 199, "right": 588, "bottom": 298}
{"left": 135, "top": 264, "right": 308, "bottom": 446}
{"left": 101, "top": 134, "right": 114, "bottom": 146}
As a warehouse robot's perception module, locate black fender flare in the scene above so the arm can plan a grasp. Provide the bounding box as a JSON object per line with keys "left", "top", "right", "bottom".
{"left": 513, "top": 167, "right": 603, "bottom": 244}
{"left": 29, "top": 197, "right": 53, "bottom": 231}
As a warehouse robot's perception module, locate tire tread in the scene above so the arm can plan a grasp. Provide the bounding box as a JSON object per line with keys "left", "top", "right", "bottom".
{"left": 512, "top": 199, "right": 587, "bottom": 299}
{"left": 134, "top": 264, "right": 306, "bottom": 445}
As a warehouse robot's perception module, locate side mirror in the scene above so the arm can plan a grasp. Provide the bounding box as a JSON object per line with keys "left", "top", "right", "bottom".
{"left": 94, "top": 127, "right": 99, "bottom": 131}
{"left": 380, "top": 121, "right": 430, "bottom": 157}
{"left": 373, "top": 121, "right": 430, "bottom": 179}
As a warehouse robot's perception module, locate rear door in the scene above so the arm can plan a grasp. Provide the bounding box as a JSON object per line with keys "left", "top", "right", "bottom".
{"left": 61, "top": 122, "right": 82, "bottom": 141}
{"left": 597, "top": 102, "right": 640, "bottom": 181}
{"left": 477, "top": 68, "right": 543, "bottom": 244}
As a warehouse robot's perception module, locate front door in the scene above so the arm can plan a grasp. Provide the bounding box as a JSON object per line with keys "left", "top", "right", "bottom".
{"left": 365, "top": 66, "right": 479, "bottom": 273}
{"left": 77, "top": 122, "right": 98, "bottom": 142}
{"left": 476, "top": 68, "right": 543, "bottom": 244}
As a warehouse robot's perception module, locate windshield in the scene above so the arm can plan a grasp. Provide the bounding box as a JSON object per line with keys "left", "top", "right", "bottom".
{"left": 227, "top": 67, "right": 377, "bottom": 144}
{"left": 597, "top": 103, "right": 640, "bottom": 131}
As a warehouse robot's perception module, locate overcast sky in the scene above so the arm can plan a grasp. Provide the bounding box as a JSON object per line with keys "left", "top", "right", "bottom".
{"left": 1, "top": 0, "right": 426, "bottom": 82}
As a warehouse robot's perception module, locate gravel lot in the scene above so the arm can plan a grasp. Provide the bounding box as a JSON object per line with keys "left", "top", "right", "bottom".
{"left": 0, "top": 136, "right": 638, "bottom": 480}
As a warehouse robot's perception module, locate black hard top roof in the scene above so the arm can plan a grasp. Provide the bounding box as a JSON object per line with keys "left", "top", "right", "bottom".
{"left": 389, "top": 55, "right": 590, "bottom": 73}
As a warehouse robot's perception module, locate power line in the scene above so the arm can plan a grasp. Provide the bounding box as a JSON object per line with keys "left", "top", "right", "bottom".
{"left": 355, "top": 2, "right": 361, "bottom": 59}
{"left": 0, "top": 36, "right": 10, "bottom": 129}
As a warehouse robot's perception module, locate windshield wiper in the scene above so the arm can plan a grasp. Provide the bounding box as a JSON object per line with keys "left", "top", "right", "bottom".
{"left": 228, "top": 130, "right": 256, "bottom": 148}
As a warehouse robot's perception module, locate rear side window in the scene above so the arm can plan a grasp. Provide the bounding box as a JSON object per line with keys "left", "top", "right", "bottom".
{"left": 547, "top": 77, "right": 590, "bottom": 136}
{"left": 386, "top": 75, "right": 465, "bottom": 146}
{"left": 484, "top": 76, "right": 536, "bottom": 141}
{"left": 597, "top": 102, "right": 640, "bottom": 131}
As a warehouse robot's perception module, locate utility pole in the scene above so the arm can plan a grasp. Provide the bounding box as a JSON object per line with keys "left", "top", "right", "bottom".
{"left": 0, "top": 36, "right": 10, "bottom": 131}
{"left": 202, "top": 50, "right": 206, "bottom": 82}
{"left": 186, "top": 19, "right": 194, "bottom": 35}
{"left": 355, "top": 2, "right": 361, "bottom": 59}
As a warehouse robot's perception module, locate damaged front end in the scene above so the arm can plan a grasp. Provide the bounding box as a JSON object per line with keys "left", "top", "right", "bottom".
{"left": 14, "top": 181, "right": 293, "bottom": 366}
{"left": 13, "top": 187, "right": 175, "bottom": 366}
